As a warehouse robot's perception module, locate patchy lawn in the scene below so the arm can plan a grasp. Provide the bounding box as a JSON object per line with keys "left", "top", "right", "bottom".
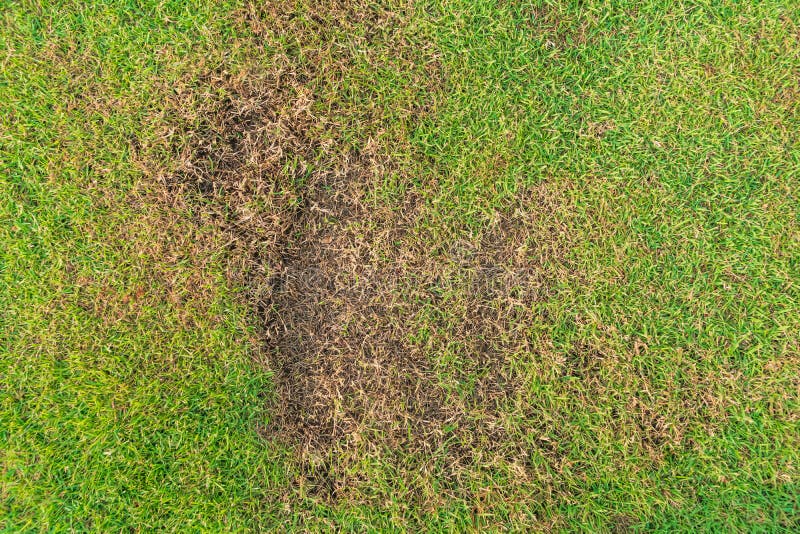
{"left": 2, "top": 0, "right": 799, "bottom": 530}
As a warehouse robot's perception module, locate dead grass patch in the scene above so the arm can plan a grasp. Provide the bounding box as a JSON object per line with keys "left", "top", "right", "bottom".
{"left": 134, "top": 0, "right": 596, "bottom": 506}
{"left": 131, "top": 1, "right": 450, "bottom": 486}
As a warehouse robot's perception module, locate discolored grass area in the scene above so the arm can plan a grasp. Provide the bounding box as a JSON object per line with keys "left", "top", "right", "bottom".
{"left": 3, "top": 0, "right": 800, "bottom": 530}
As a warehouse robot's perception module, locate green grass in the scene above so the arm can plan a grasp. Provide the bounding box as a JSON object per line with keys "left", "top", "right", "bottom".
{"left": 2, "top": 0, "right": 799, "bottom": 530}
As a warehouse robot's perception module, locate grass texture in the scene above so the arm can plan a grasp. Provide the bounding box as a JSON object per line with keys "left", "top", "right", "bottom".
{"left": 2, "top": 0, "right": 799, "bottom": 530}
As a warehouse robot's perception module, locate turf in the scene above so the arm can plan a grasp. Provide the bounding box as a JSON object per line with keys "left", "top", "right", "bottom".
{"left": 2, "top": 0, "right": 799, "bottom": 531}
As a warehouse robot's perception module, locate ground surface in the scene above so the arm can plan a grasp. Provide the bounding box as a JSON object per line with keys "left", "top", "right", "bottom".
{"left": 2, "top": 0, "right": 799, "bottom": 531}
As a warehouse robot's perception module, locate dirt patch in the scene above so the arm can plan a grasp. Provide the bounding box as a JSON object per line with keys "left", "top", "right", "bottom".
{"left": 255, "top": 151, "right": 442, "bottom": 453}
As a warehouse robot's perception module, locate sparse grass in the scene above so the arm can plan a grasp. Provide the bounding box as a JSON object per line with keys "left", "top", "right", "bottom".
{"left": 2, "top": 0, "right": 799, "bottom": 531}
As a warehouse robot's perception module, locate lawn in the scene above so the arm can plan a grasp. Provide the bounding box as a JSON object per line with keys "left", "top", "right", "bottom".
{"left": 1, "top": 0, "right": 798, "bottom": 531}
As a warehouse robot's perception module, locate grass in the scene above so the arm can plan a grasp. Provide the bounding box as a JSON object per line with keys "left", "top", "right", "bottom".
{"left": 2, "top": 0, "right": 799, "bottom": 530}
